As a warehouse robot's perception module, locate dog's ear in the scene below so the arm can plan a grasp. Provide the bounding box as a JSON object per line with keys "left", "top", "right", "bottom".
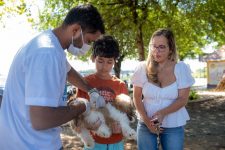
{"left": 67, "top": 86, "right": 77, "bottom": 102}
{"left": 115, "top": 94, "right": 136, "bottom": 121}
{"left": 112, "top": 94, "right": 133, "bottom": 113}
{"left": 115, "top": 94, "right": 131, "bottom": 104}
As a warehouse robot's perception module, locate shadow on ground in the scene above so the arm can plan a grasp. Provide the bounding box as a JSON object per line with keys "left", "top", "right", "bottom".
{"left": 61, "top": 92, "right": 225, "bottom": 150}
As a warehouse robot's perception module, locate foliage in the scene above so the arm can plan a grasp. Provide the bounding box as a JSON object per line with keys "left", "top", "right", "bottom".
{"left": 34, "top": 0, "right": 225, "bottom": 77}
{"left": 189, "top": 89, "right": 199, "bottom": 100}
{"left": 192, "top": 67, "right": 207, "bottom": 78}
{"left": 2, "top": 0, "right": 225, "bottom": 77}
{"left": 35, "top": 0, "right": 225, "bottom": 59}
{"left": 0, "top": 0, "right": 5, "bottom": 6}
{"left": 0, "top": 0, "right": 34, "bottom": 27}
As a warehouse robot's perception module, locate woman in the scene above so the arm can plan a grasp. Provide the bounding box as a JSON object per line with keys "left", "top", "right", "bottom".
{"left": 131, "top": 28, "right": 195, "bottom": 150}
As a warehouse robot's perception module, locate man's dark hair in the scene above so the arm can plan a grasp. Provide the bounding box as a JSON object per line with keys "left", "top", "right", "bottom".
{"left": 92, "top": 35, "right": 120, "bottom": 60}
{"left": 63, "top": 4, "right": 105, "bottom": 34}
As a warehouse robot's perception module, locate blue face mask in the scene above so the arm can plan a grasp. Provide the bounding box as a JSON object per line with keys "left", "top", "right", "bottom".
{"left": 67, "top": 28, "right": 91, "bottom": 56}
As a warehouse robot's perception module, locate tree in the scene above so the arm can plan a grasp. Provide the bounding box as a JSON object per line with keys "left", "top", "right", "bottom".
{"left": 0, "top": 0, "right": 34, "bottom": 27}
{"left": 34, "top": 0, "right": 225, "bottom": 78}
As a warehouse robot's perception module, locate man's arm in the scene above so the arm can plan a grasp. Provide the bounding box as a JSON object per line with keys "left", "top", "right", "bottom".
{"left": 29, "top": 103, "right": 85, "bottom": 130}
{"left": 67, "top": 67, "right": 92, "bottom": 92}
{"left": 67, "top": 67, "right": 106, "bottom": 108}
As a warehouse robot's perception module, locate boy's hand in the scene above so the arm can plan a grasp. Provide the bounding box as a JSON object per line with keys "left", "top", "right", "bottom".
{"left": 88, "top": 88, "right": 106, "bottom": 108}
{"left": 111, "top": 121, "right": 122, "bottom": 134}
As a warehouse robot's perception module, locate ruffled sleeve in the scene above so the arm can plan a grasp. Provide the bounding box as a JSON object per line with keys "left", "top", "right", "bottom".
{"left": 175, "top": 61, "right": 195, "bottom": 89}
{"left": 131, "top": 61, "right": 148, "bottom": 88}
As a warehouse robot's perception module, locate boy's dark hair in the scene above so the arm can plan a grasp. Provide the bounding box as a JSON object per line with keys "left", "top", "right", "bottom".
{"left": 92, "top": 35, "right": 120, "bottom": 60}
{"left": 63, "top": 4, "right": 105, "bottom": 34}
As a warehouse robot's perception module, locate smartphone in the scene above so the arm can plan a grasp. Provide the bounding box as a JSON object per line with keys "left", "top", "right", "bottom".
{"left": 151, "top": 118, "right": 159, "bottom": 125}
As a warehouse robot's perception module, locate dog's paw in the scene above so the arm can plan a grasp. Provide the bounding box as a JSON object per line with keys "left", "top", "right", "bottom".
{"left": 83, "top": 138, "right": 95, "bottom": 149}
{"left": 96, "top": 125, "right": 111, "bottom": 138}
{"left": 78, "top": 128, "right": 95, "bottom": 149}
{"left": 122, "top": 128, "right": 137, "bottom": 140}
{"left": 80, "top": 133, "right": 95, "bottom": 149}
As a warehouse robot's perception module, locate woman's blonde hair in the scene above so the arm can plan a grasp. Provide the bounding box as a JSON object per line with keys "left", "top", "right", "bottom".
{"left": 146, "top": 28, "right": 178, "bottom": 85}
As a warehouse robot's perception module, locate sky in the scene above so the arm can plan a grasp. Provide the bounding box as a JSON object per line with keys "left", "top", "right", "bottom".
{"left": 0, "top": 15, "right": 36, "bottom": 75}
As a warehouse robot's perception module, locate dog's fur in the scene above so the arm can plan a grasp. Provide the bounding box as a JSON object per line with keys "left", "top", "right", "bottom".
{"left": 68, "top": 94, "right": 136, "bottom": 149}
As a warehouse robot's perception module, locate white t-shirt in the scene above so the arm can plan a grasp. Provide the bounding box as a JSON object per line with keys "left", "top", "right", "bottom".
{"left": 131, "top": 61, "right": 195, "bottom": 128}
{"left": 0, "top": 29, "right": 71, "bottom": 150}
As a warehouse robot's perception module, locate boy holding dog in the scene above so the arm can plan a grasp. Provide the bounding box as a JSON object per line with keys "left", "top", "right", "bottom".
{"left": 75, "top": 35, "right": 129, "bottom": 150}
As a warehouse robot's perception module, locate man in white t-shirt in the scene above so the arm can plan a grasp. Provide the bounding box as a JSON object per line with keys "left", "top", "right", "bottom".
{"left": 0, "top": 4, "right": 106, "bottom": 150}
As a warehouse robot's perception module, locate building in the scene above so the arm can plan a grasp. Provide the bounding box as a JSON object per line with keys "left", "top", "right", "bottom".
{"left": 200, "top": 45, "right": 225, "bottom": 88}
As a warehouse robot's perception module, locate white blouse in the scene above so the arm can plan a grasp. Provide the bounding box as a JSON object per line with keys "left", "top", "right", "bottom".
{"left": 131, "top": 61, "right": 195, "bottom": 128}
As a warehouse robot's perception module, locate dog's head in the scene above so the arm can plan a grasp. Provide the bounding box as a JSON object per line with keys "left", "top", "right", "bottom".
{"left": 111, "top": 94, "right": 136, "bottom": 122}
{"left": 67, "top": 86, "right": 76, "bottom": 101}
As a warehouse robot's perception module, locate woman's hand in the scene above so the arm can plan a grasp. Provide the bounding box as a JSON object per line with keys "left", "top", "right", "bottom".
{"left": 144, "top": 117, "right": 163, "bottom": 134}
{"left": 111, "top": 121, "right": 122, "bottom": 134}
{"left": 144, "top": 118, "right": 158, "bottom": 134}
{"left": 152, "top": 110, "right": 165, "bottom": 124}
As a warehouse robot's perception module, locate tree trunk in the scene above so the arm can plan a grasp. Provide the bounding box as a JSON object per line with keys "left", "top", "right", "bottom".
{"left": 129, "top": 0, "right": 145, "bottom": 61}
{"left": 114, "top": 55, "right": 125, "bottom": 78}
{"left": 136, "top": 24, "right": 145, "bottom": 61}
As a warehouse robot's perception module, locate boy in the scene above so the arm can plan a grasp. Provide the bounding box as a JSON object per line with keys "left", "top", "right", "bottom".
{"left": 76, "top": 35, "right": 129, "bottom": 150}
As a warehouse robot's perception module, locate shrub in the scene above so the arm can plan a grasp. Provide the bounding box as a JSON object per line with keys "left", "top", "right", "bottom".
{"left": 189, "top": 89, "right": 199, "bottom": 100}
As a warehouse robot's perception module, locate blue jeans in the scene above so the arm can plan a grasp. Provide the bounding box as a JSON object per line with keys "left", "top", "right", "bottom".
{"left": 137, "top": 121, "right": 184, "bottom": 150}
{"left": 84, "top": 141, "right": 124, "bottom": 150}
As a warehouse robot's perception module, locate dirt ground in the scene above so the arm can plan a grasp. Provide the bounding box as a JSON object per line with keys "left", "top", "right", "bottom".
{"left": 61, "top": 91, "right": 225, "bottom": 150}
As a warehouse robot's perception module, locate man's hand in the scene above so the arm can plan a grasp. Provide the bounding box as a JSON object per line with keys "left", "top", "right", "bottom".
{"left": 69, "top": 98, "right": 91, "bottom": 116}
{"left": 88, "top": 88, "right": 106, "bottom": 108}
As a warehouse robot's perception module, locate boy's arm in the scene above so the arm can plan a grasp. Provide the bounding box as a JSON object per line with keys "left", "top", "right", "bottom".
{"left": 111, "top": 81, "right": 129, "bottom": 134}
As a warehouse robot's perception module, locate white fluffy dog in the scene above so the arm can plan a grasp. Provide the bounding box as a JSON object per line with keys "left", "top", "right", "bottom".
{"left": 69, "top": 94, "right": 136, "bottom": 149}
